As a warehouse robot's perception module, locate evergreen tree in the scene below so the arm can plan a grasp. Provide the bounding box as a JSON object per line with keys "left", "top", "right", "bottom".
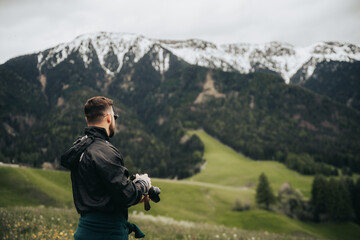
{"left": 337, "top": 179, "right": 354, "bottom": 221}
{"left": 344, "top": 177, "right": 356, "bottom": 215}
{"left": 326, "top": 178, "right": 353, "bottom": 221}
{"left": 311, "top": 176, "right": 354, "bottom": 222}
{"left": 354, "top": 178, "right": 360, "bottom": 223}
{"left": 311, "top": 175, "right": 328, "bottom": 221}
{"left": 256, "top": 173, "right": 275, "bottom": 209}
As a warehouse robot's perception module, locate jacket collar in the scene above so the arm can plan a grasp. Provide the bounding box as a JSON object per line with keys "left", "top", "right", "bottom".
{"left": 84, "top": 126, "right": 110, "bottom": 141}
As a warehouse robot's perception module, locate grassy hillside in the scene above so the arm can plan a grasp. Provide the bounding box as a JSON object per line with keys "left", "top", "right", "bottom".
{"left": 1, "top": 131, "right": 360, "bottom": 239}
{"left": 130, "top": 179, "right": 360, "bottom": 239}
{"left": 187, "top": 130, "right": 314, "bottom": 198}
{"left": 1, "top": 166, "right": 360, "bottom": 239}
{"left": 0, "top": 167, "right": 72, "bottom": 207}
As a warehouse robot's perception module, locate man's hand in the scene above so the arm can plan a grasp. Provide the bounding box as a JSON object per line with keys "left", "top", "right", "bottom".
{"left": 135, "top": 173, "right": 152, "bottom": 188}
{"left": 133, "top": 173, "right": 152, "bottom": 194}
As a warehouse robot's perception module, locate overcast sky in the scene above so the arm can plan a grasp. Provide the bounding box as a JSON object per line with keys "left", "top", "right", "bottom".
{"left": 0, "top": 0, "right": 359, "bottom": 64}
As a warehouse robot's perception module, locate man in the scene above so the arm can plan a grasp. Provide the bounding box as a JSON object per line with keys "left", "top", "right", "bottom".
{"left": 61, "top": 96, "right": 151, "bottom": 240}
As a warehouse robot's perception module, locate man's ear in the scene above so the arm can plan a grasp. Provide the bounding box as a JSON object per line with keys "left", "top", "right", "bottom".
{"left": 106, "top": 114, "right": 111, "bottom": 123}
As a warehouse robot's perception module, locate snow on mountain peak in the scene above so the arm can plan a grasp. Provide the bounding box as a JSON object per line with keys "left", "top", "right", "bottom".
{"left": 292, "top": 42, "right": 360, "bottom": 83}
{"left": 36, "top": 32, "right": 360, "bottom": 83}
{"left": 37, "top": 32, "right": 154, "bottom": 75}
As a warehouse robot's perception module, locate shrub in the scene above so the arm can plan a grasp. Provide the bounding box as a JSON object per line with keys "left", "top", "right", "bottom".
{"left": 232, "top": 198, "right": 251, "bottom": 212}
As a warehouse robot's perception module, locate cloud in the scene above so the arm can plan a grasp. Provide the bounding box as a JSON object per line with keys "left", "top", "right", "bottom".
{"left": 0, "top": 0, "right": 359, "bottom": 63}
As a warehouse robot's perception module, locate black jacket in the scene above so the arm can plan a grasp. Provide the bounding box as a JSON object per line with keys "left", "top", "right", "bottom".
{"left": 61, "top": 127, "right": 144, "bottom": 218}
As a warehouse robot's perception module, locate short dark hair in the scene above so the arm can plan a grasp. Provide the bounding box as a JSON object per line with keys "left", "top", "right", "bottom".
{"left": 84, "top": 96, "right": 113, "bottom": 123}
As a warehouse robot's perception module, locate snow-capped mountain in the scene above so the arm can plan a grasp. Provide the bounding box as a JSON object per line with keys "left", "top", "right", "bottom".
{"left": 3, "top": 31, "right": 360, "bottom": 177}
{"left": 36, "top": 32, "right": 360, "bottom": 83}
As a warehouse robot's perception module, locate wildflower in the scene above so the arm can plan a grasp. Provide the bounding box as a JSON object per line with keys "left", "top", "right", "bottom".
{"left": 32, "top": 233, "right": 37, "bottom": 239}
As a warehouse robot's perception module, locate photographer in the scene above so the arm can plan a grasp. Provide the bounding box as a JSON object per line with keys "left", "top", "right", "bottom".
{"left": 61, "top": 96, "right": 151, "bottom": 240}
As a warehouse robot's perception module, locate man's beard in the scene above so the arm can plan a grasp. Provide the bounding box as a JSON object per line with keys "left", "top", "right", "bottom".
{"left": 109, "top": 121, "right": 115, "bottom": 138}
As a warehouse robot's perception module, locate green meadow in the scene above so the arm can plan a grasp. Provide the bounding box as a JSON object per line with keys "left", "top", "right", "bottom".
{"left": 187, "top": 130, "right": 314, "bottom": 198}
{"left": 1, "top": 130, "right": 360, "bottom": 239}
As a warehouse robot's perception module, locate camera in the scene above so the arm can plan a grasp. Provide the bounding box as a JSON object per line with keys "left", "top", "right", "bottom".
{"left": 130, "top": 174, "right": 161, "bottom": 203}
{"left": 148, "top": 186, "right": 161, "bottom": 203}
{"left": 143, "top": 187, "right": 160, "bottom": 211}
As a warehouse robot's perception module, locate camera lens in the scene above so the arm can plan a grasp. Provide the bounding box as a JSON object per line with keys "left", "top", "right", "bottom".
{"left": 149, "top": 186, "right": 161, "bottom": 203}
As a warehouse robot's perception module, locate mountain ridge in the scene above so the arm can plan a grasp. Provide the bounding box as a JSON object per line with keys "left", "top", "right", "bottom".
{"left": 1, "top": 31, "right": 360, "bottom": 178}
{"left": 34, "top": 31, "right": 360, "bottom": 84}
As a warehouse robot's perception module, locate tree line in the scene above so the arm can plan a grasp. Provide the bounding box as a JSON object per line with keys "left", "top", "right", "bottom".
{"left": 311, "top": 175, "right": 360, "bottom": 222}
{"left": 252, "top": 173, "right": 360, "bottom": 224}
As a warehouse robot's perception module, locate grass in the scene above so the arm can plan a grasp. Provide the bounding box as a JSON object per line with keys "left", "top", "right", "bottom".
{"left": 129, "top": 178, "right": 360, "bottom": 239}
{"left": 0, "top": 167, "right": 72, "bottom": 208}
{"left": 129, "top": 178, "right": 255, "bottom": 225}
{"left": 2, "top": 206, "right": 359, "bottom": 240}
{"left": 1, "top": 130, "right": 360, "bottom": 239}
{"left": 0, "top": 207, "right": 322, "bottom": 240}
{"left": 1, "top": 167, "right": 360, "bottom": 239}
{"left": 0, "top": 207, "right": 77, "bottom": 240}
{"left": 187, "top": 130, "right": 316, "bottom": 198}
{"left": 128, "top": 211, "right": 323, "bottom": 240}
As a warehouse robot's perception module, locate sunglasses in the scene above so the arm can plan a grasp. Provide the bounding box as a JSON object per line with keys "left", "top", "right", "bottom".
{"left": 104, "top": 113, "right": 119, "bottom": 121}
